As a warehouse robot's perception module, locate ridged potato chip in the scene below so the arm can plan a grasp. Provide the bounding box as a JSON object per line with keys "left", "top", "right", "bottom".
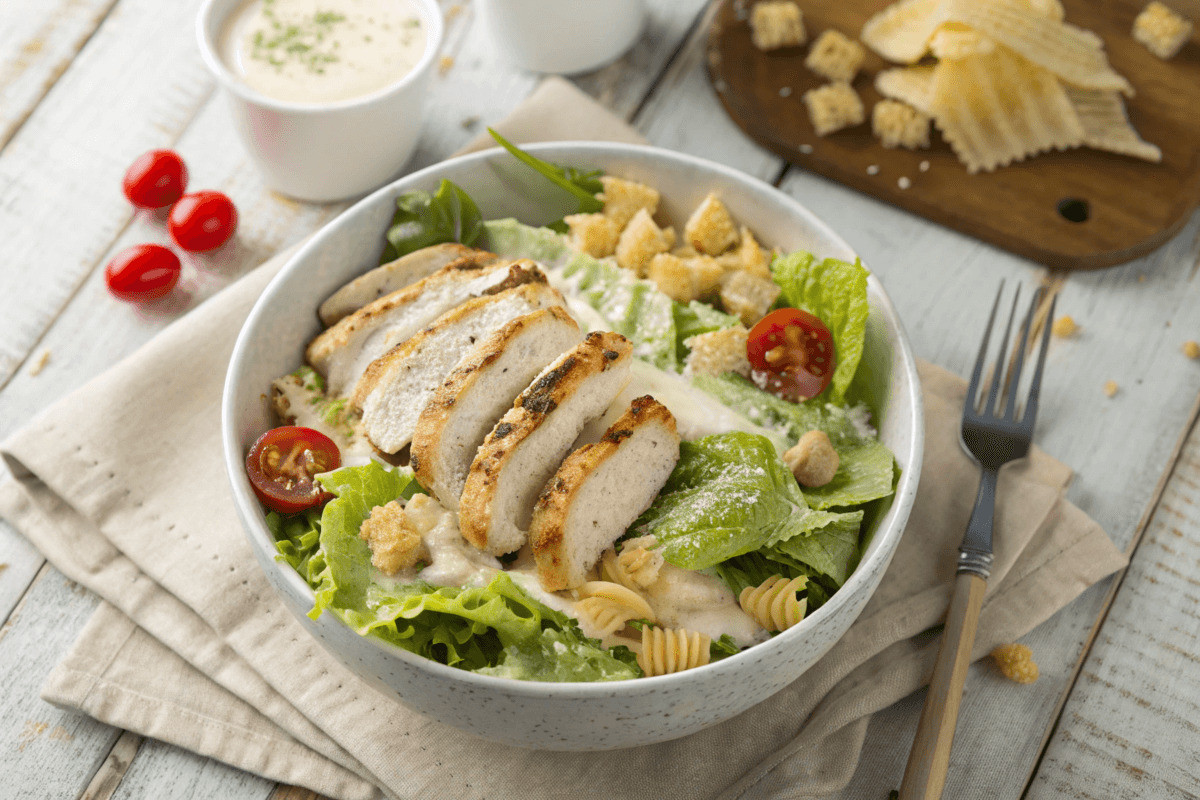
{"left": 946, "top": 0, "right": 1133, "bottom": 94}
{"left": 1064, "top": 86, "right": 1162, "bottom": 162}
{"left": 929, "top": 45, "right": 1084, "bottom": 173}
{"left": 875, "top": 65, "right": 936, "bottom": 114}
{"left": 930, "top": 23, "right": 997, "bottom": 59}
{"left": 861, "top": 0, "right": 948, "bottom": 63}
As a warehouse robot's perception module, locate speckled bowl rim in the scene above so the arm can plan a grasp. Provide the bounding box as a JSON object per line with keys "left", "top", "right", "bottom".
{"left": 223, "top": 141, "right": 923, "bottom": 699}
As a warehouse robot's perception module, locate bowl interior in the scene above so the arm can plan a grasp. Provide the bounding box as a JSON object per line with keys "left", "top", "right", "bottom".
{"left": 223, "top": 142, "right": 922, "bottom": 695}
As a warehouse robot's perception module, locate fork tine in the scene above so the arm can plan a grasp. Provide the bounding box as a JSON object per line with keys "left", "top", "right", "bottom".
{"left": 1021, "top": 292, "right": 1058, "bottom": 428}
{"left": 983, "top": 285, "right": 1021, "bottom": 418}
{"left": 967, "top": 281, "right": 1005, "bottom": 413}
{"left": 1003, "top": 287, "right": 1042, "bottom": 420}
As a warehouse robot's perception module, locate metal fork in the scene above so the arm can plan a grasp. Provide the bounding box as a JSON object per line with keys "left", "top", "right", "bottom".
{"left": 899, "top": 282, "right": 1057, "bottom": 800}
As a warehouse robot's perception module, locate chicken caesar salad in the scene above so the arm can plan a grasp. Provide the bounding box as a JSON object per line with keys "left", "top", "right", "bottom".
{"left": 247, "top": 132, "right": 899, "bottom": 682}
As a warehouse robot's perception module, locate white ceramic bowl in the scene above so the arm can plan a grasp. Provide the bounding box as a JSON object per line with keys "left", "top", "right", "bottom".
{"left": 479, "top": 0, "right": 646, "bottom": 74}
{"left": 223, "top": 143, "right": 923, "bottom": 750}
{"left": 196, "top": 0, "right": 444, "bottom": 202}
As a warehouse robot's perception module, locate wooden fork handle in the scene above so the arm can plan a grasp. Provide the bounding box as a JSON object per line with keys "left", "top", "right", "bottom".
{"left": 899, "top": 572, "right": 988, "bottom": 800}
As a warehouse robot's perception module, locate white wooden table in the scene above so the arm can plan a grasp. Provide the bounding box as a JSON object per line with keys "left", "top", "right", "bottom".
{"left": 2, "top": 1, "right": 1198, "bottom": 798}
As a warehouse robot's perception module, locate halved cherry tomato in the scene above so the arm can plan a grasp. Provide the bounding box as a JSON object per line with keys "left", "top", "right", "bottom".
{"left": 246, "top": 426, "right": 341, "bottom": 514}
{"left": 104, "top": 244, "right": 182, "bottom": 302}
{"left": 746, "top": 308, "right": 836, "bottom": 402}
{"left": 168, "top": 190, "right": 238, "bottom": 252}
{"left": 122, "top": 149, "right": 188, "bottom": 208}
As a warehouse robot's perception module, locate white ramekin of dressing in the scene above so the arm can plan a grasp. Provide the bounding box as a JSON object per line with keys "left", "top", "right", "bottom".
{"left": 479, "top": 0, "right": 645, "bottom": 75}
{"left": 197, "top": 0, "right": 443, "bottom": 202}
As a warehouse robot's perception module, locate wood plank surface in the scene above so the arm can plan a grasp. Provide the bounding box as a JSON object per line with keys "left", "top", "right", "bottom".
{"left": 1027, "top": 413, "right": 1200, "bottom": 799}
{"left": 110, "top": 738, "right": 275, "bottom": 800}
{"left": 708, "top": 0, "right": 1200, "bottom": 270}
{"left": 0, "top": 0, "right": 118, "bottom": 151}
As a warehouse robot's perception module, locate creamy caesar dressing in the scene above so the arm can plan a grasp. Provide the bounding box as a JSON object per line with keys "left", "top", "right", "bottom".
{"left": 364, "top": 493, "right": 766, "bottom": 647}
{"left": 220, "top": 0, "right": 426, "bottom": 104}
{"left": 270, "top": 372, "right": 375, "bottom": 465}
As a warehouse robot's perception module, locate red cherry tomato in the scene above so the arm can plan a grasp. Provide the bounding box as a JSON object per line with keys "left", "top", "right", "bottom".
{"left": 103, "top": 244, "right": 182, "bottom": 302}
{"left": 168, "top": 190, "right": 238, "bottom": 252}
{"left": 246, "top": 427, "right": 341, "bottom": 514}
{"left": 746, "top": 308, "right": 836, "bottom": 402}
{"left": 122, "top": 149, "right": 188, "bottom": 208}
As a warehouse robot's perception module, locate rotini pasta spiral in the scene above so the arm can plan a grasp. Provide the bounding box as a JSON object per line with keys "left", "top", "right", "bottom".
{"left": 600, "top": 546, "right": 663, "bottom": 592}
{"left": 637, "top": 626, "right": 712, "bottom": 677}
{"left": 573, "top": 581, "right": 656, "bottom": 637}
{"left": 739, "top": 575, "right": 808, "bottom": 632}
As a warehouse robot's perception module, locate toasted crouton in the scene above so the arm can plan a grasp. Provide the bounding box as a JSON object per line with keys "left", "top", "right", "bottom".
{"left": 411, "top": 307, "right": 583, "bottom": 512}
{"left": 318, "top": 244, "right": 495, "bottom": 326}
{"left": 565, "top": 213, "right": 622, "bottom": 258}
{"left": 360, "top": 500, "right": 426, "bottom": 576}
{"left": 720, "top": 270, "right": 781, "bottom": 326}
{"left": 803, "top": 82, "right": 865, "bottom": 136}
{"left": 353, "top": 281, "right": 565, "bottom": 454}
{"left": 531, "top": 396, "right": 680, "bottom": 591}
{"left": 459, "top": 332, "right": 634, "bottom": 556}
{"left": 872, "top": 99, "right": 931, "bottom": 150}
{"left": 805, "top": 29, "right": 866, "bottom": 83}
{"left": 615, "top": 208, "right": 673, "bottom": 275}
{"left": 1133, "top": 1, "right": 1193, "bottom": 59}
{"left": 307, "top": 257, "right": 544, "bottom": 398}
{"left": 684, "top": 326, "right": 752, "bottom": 378}
{"left": 750, "top": 1, "right": 806, "bottom": 51}
{"left": 599, "top": 176, "right": 660, "bottom": 229}
{"left": 646, "top": 253, "right": 724, "bottom": 303}
{"left": 684, "top": 193, "right": 740, "bottom": 256}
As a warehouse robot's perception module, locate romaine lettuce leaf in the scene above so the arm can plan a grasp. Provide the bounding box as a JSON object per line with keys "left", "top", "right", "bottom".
{"left": 771, "top": 252, "right": 870, "bottom": 405}
{"left": 630, "top": 432, "right": 848, "bottom": 570}
{"left": 481, "top": 218, "right": 572, "bottom": 266}
{"left": 302, "top": 463, "right": 639, "bottom": 680}
{"left": 266, "top": 506, "right": 323, "bottom": 583}
{"left": 767, "top": 510, "right": 863, "bottom": 587}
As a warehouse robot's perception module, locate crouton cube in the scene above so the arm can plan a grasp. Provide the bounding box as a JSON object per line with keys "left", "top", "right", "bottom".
{"left": 564, "top": 213, "right": 621, "bottom": 258}
{"left": 720, "top": 270, "right": 781, "bottom": 326}
{"left": 802, "top": 82, "right": 865, "bottom": 137}
{"left": 871, "top": 99, "right": 931, "bottom": 150}
{"left": 805, "top": 29, "right": 866, "bottom": 83}
{"left": 750, "top": 1, "right": 806, "bottom": 51}
{"left": 647, "top": 253, "right": 724, "bottom": 303}
{"left": 600, "top": 175, "right": 660, "bottom": 229}
{"left": 662, "top": 225, "right": 677, "bottom": 250}
{"left": 1133, "top": 1, "right": 1193, "bottom": 59}
{"left": 737, "top": 226, "right": 773, "bottom": 278}
{"left": 616, "top": 208, "right": 672, "bottom": 275}
{"left": 685, "top": 192, "right": 740, "bottom": 255}
{"left": 359, "top": 500, "right": 426, "bottom": 576}
{"left": 684, "top": 326, "right": 752, "bottom": 378}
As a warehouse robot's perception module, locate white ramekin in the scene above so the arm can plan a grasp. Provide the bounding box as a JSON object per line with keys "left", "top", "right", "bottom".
{"left": 479, "top": 0, "right": 646, "bottom": 75}
{"left": 196, "top": 0, "right": 444, "bottom": 202}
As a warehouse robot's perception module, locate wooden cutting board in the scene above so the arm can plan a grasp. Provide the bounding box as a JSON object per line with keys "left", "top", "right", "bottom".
{"left": 706, "top": 0, "right": 1200, "bottom": 270}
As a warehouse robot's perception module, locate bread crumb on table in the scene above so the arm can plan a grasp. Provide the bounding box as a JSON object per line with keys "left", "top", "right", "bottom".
{"left": 750, "top": 1, "right": 806, "bottom": 51}
{"left": 992, "top": 643, "right": 1039, "bottom": 684}
{"left": 805, "top": 29, "right": 866, "bottom": 83}
{"left": 28, "top": 349, "right": 51, "bottom": 376}
{"left": 438, "top": 56, "right": 455, "bottom": 75}
{"left": 872, "top": 99, "right": 931, "bottom": 150}
{"left": 1133, "top": 1, "right": 1193, "bottom": 60}
{"left": 1051, "top": 315, "right": 1078, "bottom": 338}
{"left": 1104, "top": 380, "right": 1119, "bottom": 397}
{"left": 802, "top": 82, "right": 864, "bottom": 137}
{"left": 1184, "top": 340, "right": 1200, "bottom": 359}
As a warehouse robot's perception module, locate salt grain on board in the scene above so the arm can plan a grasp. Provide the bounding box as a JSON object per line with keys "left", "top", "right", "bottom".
{"left": 866, "top": 164, "right": 880, "bottom": 175}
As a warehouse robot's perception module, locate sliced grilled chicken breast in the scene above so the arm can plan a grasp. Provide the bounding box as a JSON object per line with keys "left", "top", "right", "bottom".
{"left": 410, "top": 307, "right": 583, "bottom": 512}
{"left": 318, "top": 244, "right": 497, "bottom": 325}
{"left": 459, "top": 332, "right": 634, "bottom": 556}
{"left": 353, "top": 283, "right": 567, "bottom": 454}
{"left": 307, "top": 257, "right": 544, "bottom": 397}
{"left": 530, "top": 396, "right": 679, "bottom": 591}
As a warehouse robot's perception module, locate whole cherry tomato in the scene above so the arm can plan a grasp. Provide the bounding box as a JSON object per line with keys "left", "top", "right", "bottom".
{"left": 103, "top": 244, "right": 182, "bottom": 302}
{"left": 246, "top": 426, "right": 341, "bottom": 514}
{"left": 122, "top": 149, "right": 188, "bottom": 208}
{"left": 168, "top": 190, "right": 238, "bottom": 252}
{"left": 746, "top": 308, "right": 836, "bottom": 402}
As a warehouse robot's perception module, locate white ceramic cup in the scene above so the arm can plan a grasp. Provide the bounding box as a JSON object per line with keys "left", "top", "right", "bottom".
{"left": 480, "top": 0, "right": 646, "bottom": 74}
{"left": 196, "top": 0, "right": 444, "bottom": 203}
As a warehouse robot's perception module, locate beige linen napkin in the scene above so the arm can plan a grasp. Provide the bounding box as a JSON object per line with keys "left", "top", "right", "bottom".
{"left": 0, "top": 77, "right": 1126, "bottom": 800}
